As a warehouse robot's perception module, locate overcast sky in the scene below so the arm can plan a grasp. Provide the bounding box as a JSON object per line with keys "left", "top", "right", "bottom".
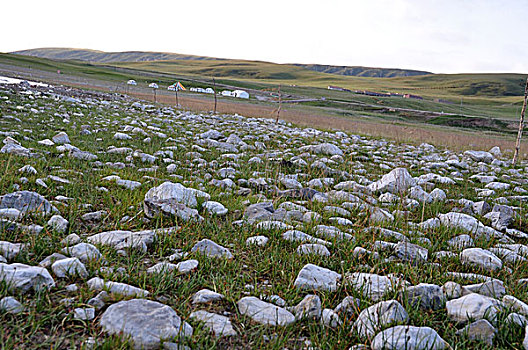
{"left": 2, "top": 0, "right": 526, "bottom": 73}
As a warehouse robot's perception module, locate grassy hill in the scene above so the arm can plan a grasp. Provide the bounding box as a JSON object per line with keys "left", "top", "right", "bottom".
{"left": 12, "top": 48, "right": 526, "bottom": 99}
{"left": 15, "top": 47, "right": 430, "bottom": 78}
{"left": 293, "top": 63, "right": 431, "bottom": 78}
{"left": 12, "top": 48, "right": 219, "bottom": 63}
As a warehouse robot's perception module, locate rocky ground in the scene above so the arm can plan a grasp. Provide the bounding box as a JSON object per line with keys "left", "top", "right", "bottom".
{"left": 1, "top": 80, "right": 528, "bottom": 349}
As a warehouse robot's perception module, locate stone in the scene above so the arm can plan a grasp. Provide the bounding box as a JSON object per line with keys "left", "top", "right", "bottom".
{"left": 367, "top": 168, "right": 416, "bottom": 194}
{"left": 460, "top": 248, "right": 502, "bottom": 272}
{"left": 292, "top": 294, "right": 322, "bottom": 320}
{"left": 0, "top": 296, "right": 24, "bottom": 314}
{"left": 144, "top": 181, "right": 209, "bottom": 208}
{"left": 455, "top": 319, "right": 496, "bottom": 346}
{"left": 0, "top": 143, "right": 30, "bottom": 157}
{"left": 52, "top": 132, "right": 70, "bottom": 145}
{"left": 61, "top": 233, "right": 81, "bottom": 246}
{"left": 296, "top": 243, "right": 330, "bottom": 256}
{"left": 100, "top": 299, "right": 192, "bottom": 349}
{"left": 371, "top": 326, "right": 449, "bottom": 350}
{"left": 463, "top": 279, "right": 506, "bottom": 298}
{"left": 0, "top": 263, "right": 55, "bottom": 292}
{"left": 446, "top": 293, "right": 503, "bottom": 323}
{"left": 246, "top": 235, "right": 269, "bottom": 247}
{"left": 394, "top": 242, "right": 428, "bottom": 264}
{"left": 202, "top": 201, "right": 228, "bottom": 216}
{"left": 334, "top": 296, "right": 361, "bottom": 318}
{"left": 402, "top": 283, "right": 445, "bottom": 310}
{"left": 0, "top": 241, "right": 25, "bottom": 260}
{"left": 0, "top": 208, "right": 21, "bottom": 221}
{"left": 192, "top": 289, "right": 225, "bottom": 304}
{"left": 243, "top": 202, "right": 274, "bottom": 224}
{"left": 51, "top": 257, "right": 88, "bottom": 279}
{"left": 73, "top": 307, "right": 95, "bottom": 321}
{"left": 442, "top": 282, "right": 462, "bottom": 300}
{"left": 0, "top": 191, "right": 57, "bottom": 215}
{"left": 352, "top": 300, "right": 408, "bottom": 339}
{"left": 237, "top": 296, "right": 295, "bottom": 326}
{"left": 346, "top": 273, "right": 396, "bottom": 301}
{"left": 88, "top": 228, "right": 163, "bottom": 252}
{"left": 191, "top": 239, "right": 233, "bottom": 259}
{"left": 321, "top": 308, "right": 341, "bottom": 328}
{"left": 87, "top": 277, "right": 149, "bottom": 297}
{"left": 282, "top": 230, "right": 330, "bottom": 246}
{"left": 294, "top": 264, "right": 341, "bottom": 292}
{"left": 447, "top": 235, "right": 474, "bottom": 250}
{"left": 505, "top": 313, "right": 527, "bottom": 327}
{"left": 503, "top": 295, "right": 528, "bottom": 315}
{"left": 62, "top": 243, "right": 102, "bottom": 263}
{"left": 189, "top": 310, "right": 237, "bottom": 337}
{"left": 47, "top": 214, "right": 69, "bottom": 233}
{"left": 464, "top": 150, "right": 494, "bottom": 163}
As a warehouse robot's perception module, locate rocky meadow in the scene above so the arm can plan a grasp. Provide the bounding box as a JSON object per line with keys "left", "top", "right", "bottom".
{"left": 1, "top": 81, "right": 528, "bottom": 349}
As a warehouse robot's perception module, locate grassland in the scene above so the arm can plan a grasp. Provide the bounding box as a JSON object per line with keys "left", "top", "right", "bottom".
{"left": 1, "top": 78, "right": 528, "bottom": 349}
{"left": 1, "top": 51, "right": 526, "bottom": 154}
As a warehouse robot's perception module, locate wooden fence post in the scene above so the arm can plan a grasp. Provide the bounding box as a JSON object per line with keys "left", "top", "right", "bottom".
{"left": 275, "top": 84, "right": 282, "bottom": 124}
{"left": 213, "top": 77, "right": 217, "bottom": 114}
{"left": 513, "top": 77, "right": 528, "bottom": 165}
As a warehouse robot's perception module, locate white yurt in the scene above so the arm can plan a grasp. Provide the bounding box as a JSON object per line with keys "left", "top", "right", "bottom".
{"left": 233, "top": 90, "right": 249, "bottom": 99}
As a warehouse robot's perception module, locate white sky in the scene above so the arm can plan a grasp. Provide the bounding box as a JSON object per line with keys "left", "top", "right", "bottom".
{"left": 1, "top": 0, "right": 527, "bottom": 73}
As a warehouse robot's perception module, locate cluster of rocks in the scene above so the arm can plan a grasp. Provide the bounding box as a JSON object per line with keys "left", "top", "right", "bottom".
{"left": 1, "top": 79, "right": 528, "bottom": 349}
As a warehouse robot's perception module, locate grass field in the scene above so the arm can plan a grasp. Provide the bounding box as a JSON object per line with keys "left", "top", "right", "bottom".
{"left": 1, "top": 51, "right": 526, "bottom": 154}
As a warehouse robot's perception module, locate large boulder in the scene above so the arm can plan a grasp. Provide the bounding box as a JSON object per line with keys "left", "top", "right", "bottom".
{"left": 367, "top": 168, "right": 415, "bottom": 194}
{"left": 237, "top": 296, "right": 295, "bottom": 326}
{"left": 100, "top": 299, "right": 192, "bottom": 349}
{"left": 0, "top": 191, "right": 58, "bottom": 216}
{"left": 446, "top": 293, "right": 503, "bottom": 323}
{"left": 371, "top": 325, "right": 450, "bottom": 350}
{"left": 0, "top": 263, "right": 55, "bottom": 292}
{"left": 294, "top": 264, "right": 341, "bottom": 292}
{"left": 144, "top": 181, "right": 210, "bottom": 208}
{"left": 352, "top": 300, "right": 408, "bottom": 339}
{"left": 464, "top": 150, "right": 494, "bottom": 164}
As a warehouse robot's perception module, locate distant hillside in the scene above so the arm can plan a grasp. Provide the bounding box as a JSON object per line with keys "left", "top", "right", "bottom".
{"left": 294, "top": 64, "right": 431, "bottom": 78}
{"left": 14, "top": 48, "right": 431, "bottom": 78}
{"left": 12, "top": 48, "right": 219, "bottom": 63}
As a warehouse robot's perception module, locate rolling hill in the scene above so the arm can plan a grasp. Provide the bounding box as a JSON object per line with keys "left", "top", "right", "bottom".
{"left": 4, "top": 49, "right": 526, "bottom": 99}
{"left": 14, "top": 47, "right": 431, "bottom": 78}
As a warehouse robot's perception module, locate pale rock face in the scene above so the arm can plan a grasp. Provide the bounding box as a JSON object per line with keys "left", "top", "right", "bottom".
{"left": 51, "top": 257, "right": 88, "bottom": 279}
{"left": 189, "top": 310, "right": 237, "bottom": 337}
{"left": 346, "top": 273, "right": 397, "bottom": 301}
{"left": 52, "top": 132, "right": 70, "bottom": 145}
{"left": 294, "top": 264, "right": 341, "bottom": 292}
{"left": 237, "top": 297, "right": 295, "bottom": 326}
{"left": 87, "top": 277, "right": 149, "bottom": 297}
{"left": 460, "top": 248, "right": 502, "bottom": 272}
{"left": 0, "top": 191, "right": 58, "bottom": 216}
{"left": 353, "top": 300, "right": 409, "bottom": 339}
{"left": 100, "top": 299, "right": 193, "bottom": 349}
{"left": 446, "top": 293, "right": 503, "bottom": 322}
{"left": 191, "top": 239, "right": 233, "bottom": 259}
{"left": 371, "top": 326, "right": 450, "bottom": 350}
{"left": 367, "top": 168, "right": 416, "bottom": 194}
{"left": 0, "top": 263, "right": 55, "bottom": 292}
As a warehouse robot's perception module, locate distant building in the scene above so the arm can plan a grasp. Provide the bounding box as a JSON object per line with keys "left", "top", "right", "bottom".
{"left": 403, "top": 94, "right": 423, "bottom": 100}
{"left": 327, "top": 85, "right": 350, "bottom": 92}
{"left": 232, "top": 90, "right": 249, "bottom": 99}
{"left": 221, "top": 90, "right": 233, "bottom": 97}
